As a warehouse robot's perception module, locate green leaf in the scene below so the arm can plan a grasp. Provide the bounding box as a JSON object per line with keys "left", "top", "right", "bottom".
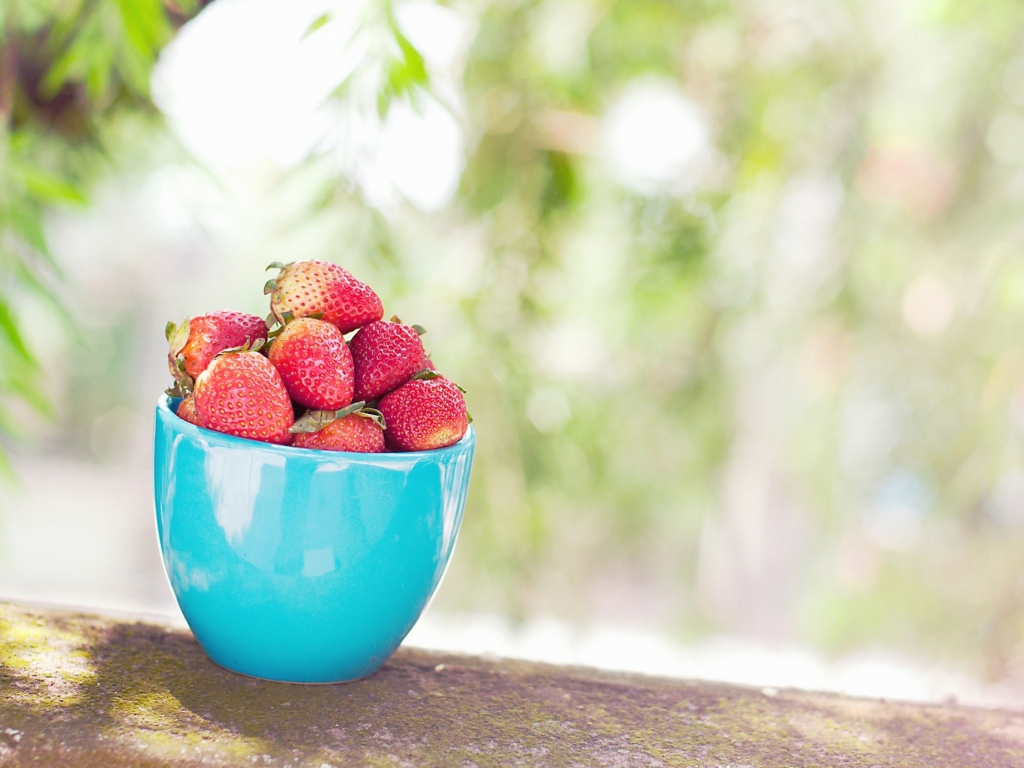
{"left": 290, "top": 409, "right": 337, "bottom": 434}
{"left": 168, "top": 318, "right": 191, "bottom": 356}
{"left": 335, "top": 401, "right": 367, "bottom": 419}
{"left": 377, "top": 20, "right": 430, "bottom": 116}
{"left": 40, "top": 46, "right": 80, "bottom": 98}
{"left": 353, "top": 407, "right": 386, "bottom": 430}
{"left": 303, "top": 12, "right": 331, "bottom": 39}
{"left": 85, "top": 50, "right": 113, "bottom": 102}
{"left": 21, "top": 166, "right": 87, "bottom": 205}
{"left": 117, "top": 38, "right": 154, "bottom": 95}
{"left": 0, "top": 447, "right": 15, "bottom": 484}
{"left": 0, "top": 299, "right": 37, "bottom": 364}
{"left": 116, "top": 0, "right": 172, "bottom": 59}
{"left": 6, "top": 368, "right": 51, "bottom": 415}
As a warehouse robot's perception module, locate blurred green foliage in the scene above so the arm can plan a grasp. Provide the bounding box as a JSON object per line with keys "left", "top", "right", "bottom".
{"left": 0, "top": 0, "right": 186, "bottom": 466}
{"left": 0, "top": 0, "right": 426, "bottom": 459}
{"left": 436, "top": 0, "right": 1024, "bottom": 678}
{"left": 7, "top": 0, "right": 1024, "bottom": 683}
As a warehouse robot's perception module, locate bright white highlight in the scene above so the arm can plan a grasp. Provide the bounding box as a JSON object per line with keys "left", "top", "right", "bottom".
{"left": 348, "top": 99, "right": 465, "bottom": 213}
{"left": 602, "top": 77, "right": 711, "bottom": 195}
{"left": 152, "top": 0, "right": 468, "bottom": 212}
{"left": 152, "top": 0, "right": 363, "bottom": 170}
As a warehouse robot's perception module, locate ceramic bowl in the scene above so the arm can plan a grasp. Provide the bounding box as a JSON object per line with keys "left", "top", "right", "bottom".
{"left": 152, "top": 395, "right": 475, "bottom": 683}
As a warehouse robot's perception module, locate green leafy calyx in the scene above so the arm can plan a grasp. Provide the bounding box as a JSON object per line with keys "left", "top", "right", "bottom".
{"left": 289, "top": 402, "right": 386, "bottom": 434}
{"left": 215, "top": 337, "right": 266, "bottom": 358}
{"left": 166, "top": 318, "right": 191, "bottom": 357}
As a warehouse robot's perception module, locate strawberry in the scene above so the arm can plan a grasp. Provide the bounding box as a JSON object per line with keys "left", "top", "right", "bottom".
{"left": 378, "top": 374, "right": 468, "bottom": 451}
{"left": 349, "top": 319, "right": 427, "bottom": 402}
{"left": 176, "top": 394, "right": 202, "bottom": 426}
{"left": 267, "top": 317, "right": 354, "bottom": 410}
{"left": 193, "top": 348, "right": 294, "bottom": 444}
{"left": 265, "top": 260, "right": 383, "bottom": 333}
{"left": 291, "top": 404, "right": 386, "bottom": 453}
{"left": 166, "top": 311, "right": 268, "bottom": 393}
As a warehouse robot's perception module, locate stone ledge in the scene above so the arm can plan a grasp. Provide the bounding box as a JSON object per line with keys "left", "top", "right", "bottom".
{"left": 1, "top": 601, "right": 1022, "bottom": 767}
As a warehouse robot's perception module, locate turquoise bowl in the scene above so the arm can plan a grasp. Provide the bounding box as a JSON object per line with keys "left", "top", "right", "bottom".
{"left": 153, "top": 395, "right": 475, "bottom": 683}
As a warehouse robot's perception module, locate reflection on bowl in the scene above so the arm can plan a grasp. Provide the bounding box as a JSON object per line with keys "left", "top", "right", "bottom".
{"left": 152, "top": 395, "right": 475, "bottom": 683}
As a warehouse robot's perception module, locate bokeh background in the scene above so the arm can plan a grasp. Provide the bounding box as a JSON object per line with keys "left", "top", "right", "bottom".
{"left": 4, "top": 0, "right": 1024, "bottom": 706}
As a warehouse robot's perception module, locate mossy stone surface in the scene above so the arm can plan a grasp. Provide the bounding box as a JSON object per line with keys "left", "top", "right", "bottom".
{"left": 1, "top": 601, "right": 1023, "bottom": 767}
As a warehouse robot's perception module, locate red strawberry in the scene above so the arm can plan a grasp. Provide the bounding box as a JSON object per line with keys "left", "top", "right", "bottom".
{"left": 193, "top": 350, "right": 294, "bottom": 444}
{"left": 349, "top": 320, "right": 426, "bottom": 402}
{"left": 166, "top": 311, "right": 268, "bottom": 391}
{"left": 292, "top": 411, "right": 385, "bottom": 453}
{"left": 176, "top": 394, "right": 202, "bottom": 426}
{"left": 267, "top": 317, "right": 354, "bottom": 410}
{"left": 378, "top": 374, "right": 468, "bottom": 451}
{"left": 265, "top": 260, "right": 383, "bottom": 333}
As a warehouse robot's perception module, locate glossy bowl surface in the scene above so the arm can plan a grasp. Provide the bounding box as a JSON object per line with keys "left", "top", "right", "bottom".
{"left": 153, "top": 395, "right": 474, "bottom": 683}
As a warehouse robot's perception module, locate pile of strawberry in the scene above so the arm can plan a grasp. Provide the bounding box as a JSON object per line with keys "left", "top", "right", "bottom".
{"left": 165, "top": 260, "right": 469, "bottom": 453}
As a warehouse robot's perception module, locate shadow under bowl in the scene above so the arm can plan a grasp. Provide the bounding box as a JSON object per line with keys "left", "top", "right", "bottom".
{"left": 153, "top": 395, "right": 475, "bottom": 683}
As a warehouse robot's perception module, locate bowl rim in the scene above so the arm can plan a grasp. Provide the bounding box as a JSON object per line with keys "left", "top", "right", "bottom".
{"left": 157, "top": 394, "right": 475, "bottom": 462}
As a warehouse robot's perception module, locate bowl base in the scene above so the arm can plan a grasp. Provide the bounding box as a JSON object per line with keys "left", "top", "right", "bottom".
{"left": 205, "top": 654, "right": 383, "bottom": 685}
